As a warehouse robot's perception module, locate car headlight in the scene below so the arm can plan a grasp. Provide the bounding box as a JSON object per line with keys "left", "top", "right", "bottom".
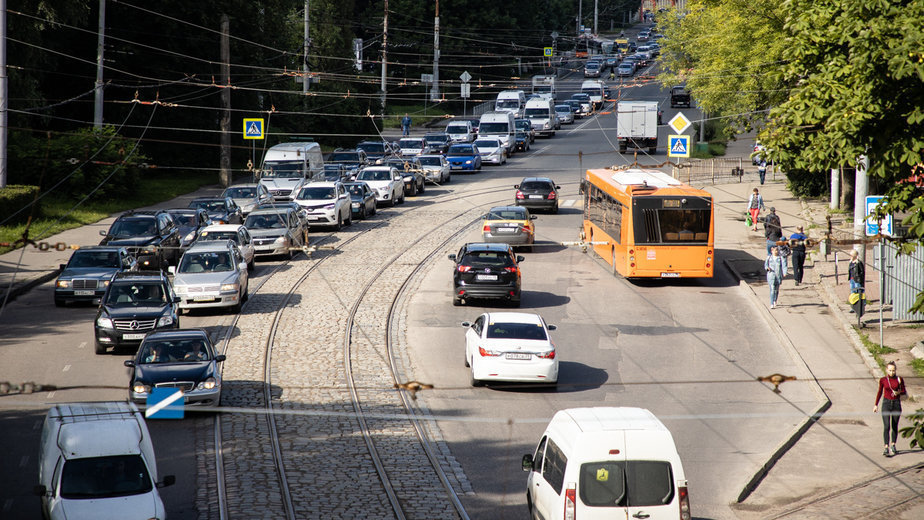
{"left": 174, "top": 285, "right": 187, "bottom": 295}
{"left": 102, "top": 280, "right": 110, "bottom": 287}
{"left": 183, "top": 231, "right": 196, "bottom": 244}
{"left": 273, "top": 236, "right": 286, "bottom": 244}
{"left": 378, "top": 187, "right": 389, "bottom": 194}
{"left": 97, "top": 316, "right": 114, "bottom": 329}
{"left": 197, "top": 377, "right": 219, "bottom": 390}
{"left": 543, "top": 122, "right": 550, "bottom": 129}
{"left": 464, "top": 160, "right": 472, "bottom": 164}
{"left": 351, "top": 202, "right": 360, "bottom": 208}
{"left": 158, "top": 315, "right": 175, "bottom": 327}
{"left": 221, "top": 283, "right": 240, "bottom": 292}
{"left": 323, "top": 203, "right": 335, "bottom": 210}
{"left": 132, "top": 382, "right": 150, "bottom": 394}
{"left": 56, "top": 279, "right": 70, "bottom": 288}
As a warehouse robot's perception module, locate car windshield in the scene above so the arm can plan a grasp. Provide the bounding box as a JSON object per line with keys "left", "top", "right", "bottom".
{"left": 486, "top": 208, "right": 528, "bottom": 220}
{"left": 321, "top": 170, "right": 343, "bottom": 181}
{"left": 140, "top": 338, "right": 210, "bottom": 364}
{"left": 572, "top": 94, "right": 590, "bottom": 101}
{"left": 297, "top": 187, "right": 336, "bottom": 200}
{"left": 170, "top": 214, "right": 197, "bottom": 227}
{"left": 479, "top": 123, "right": 508, "bottom": 133}
{"left": 555, "top": 105, "right": 570, "bottom": 113}
{"left": 68, "top": 251, "right": 121, "bottom": 268}
{"left": 448, "top": 145, "right": 473, "bottom": 155}
{"left": 399, "top": 139, "right": 424, "bottom": 148}
{"left": 418, "top": 156, "right": 443, "bottom": 166}
{"left": 347, "top": 185, "right": 367, "bottom": 196}
{"left": 357, "top": 143, "right": 385, "bottom": 154}
{"left": 328, "top": 152, "right": 360, "bottom": 162}
{"left": 485, "top": 321, "right": 547, "bottom": 341}
{"left": 189, "top": 200, "right": 227, "bottom": 213}
{"left": 357, "top": 170, "right": 392, "bottom": 181}
{"left": 224, "top": 187, "right": 256, "bottom": 198}
{"left": 515, "top": 121, "right": 530, "bottom": 130}
{"left": 104, "top": 282, "right": 165, "bottom": 306}
{"left": 474, "top": 140, "right": 499, "bottom": 149}
{"left": 262, "top": 161, "right": 304, "bottom": 178}
{"left": 245, "top": 213, "right": 286, "bottom": 229}
{"left": 425, "top": 134, "right": 449, "bottom": 144}
{"left": 59, "top": 455, "right": 153, "bottom": 499}
{"left": 178, "top": 251, "right": 233, "bottom": 273}
{"left": 109, "top": 218, "right": 156, "bottom": 237}
{"left": 198, "top": 230, "right": 239, "bottom": 243}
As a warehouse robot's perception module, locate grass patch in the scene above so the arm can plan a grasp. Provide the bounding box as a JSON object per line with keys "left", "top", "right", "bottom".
{"left": 382, "top": 103, "right": 452, "bottom": 129}
{"left": 689, "top": 142, "right": 728, "bottom": 159}
{"left": 912, "top": 358, "right": 924, "bottom": 379}
{"left": 855, "top": 327, "right": 897, "bottom": 370}
{"left": 0, "top": 170, "right": 216, "bottom": 255}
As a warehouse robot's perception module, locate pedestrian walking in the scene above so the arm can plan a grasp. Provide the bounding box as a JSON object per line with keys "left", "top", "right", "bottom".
{"left": 764, "top": 206, "right": 782, "bottom": 255}
{"left": 758, "top": 160, "right": 768, "bottom": 185}
{"left": 747, "top": 188, "right": 764, "bottom": 232}
{"left": 789, "top": 226, "right": 807, "bottom": 285}
{"left": 848, "top": 249, "right": 865, "bottom": 293}
{"left": 764, "top": 245, "right": 788, "bottom": 309}
{"left": 873, "top": 361, "right": 906, "bottom": 457}
{"left": 401, "top": 113, "right": 412, "bottom": 136}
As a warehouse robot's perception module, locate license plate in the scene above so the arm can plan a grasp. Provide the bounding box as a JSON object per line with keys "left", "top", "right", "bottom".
{"left": 528, "top": 195, "right": 543, "bottom": 199}
{"left": 661, "top": 272, "right": 681, "bottom": 278}
{"left": 495, "top": 227, "right": 516, "bottom": 233}
{"left": 193, "top": 296, "right": 215, "bottom": 301}
{"left": 450, "top": 165, "right": 462, "bottom": 170}
{"left": 476, "top": 274, "right": 498, "bottom": 281}
{"left": 506, "top": 352, "right": 531, "bottom": 360}
{"left": 122, "top": 333, "right": 146, "bottom": 340}
{"left": 74, "top": 290, "right": 95, "bottom": 296}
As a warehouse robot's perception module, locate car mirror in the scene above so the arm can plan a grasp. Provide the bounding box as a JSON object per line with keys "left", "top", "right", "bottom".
{"left": 547, "top": 325, "right": 557, "bottom": 331}
{"left": 521, "top": 454, "right": 534, "bottom": 472}
{"left": 59, "top": 263, "right": 67, "bottom": 270}
{"left": 124, "top": 360, "right": 135, "bottom": 367}
{"left": 99, "top": 230, "right": 108, "bottom": 236}
{"left": 530, "top": 215, "right": 537, "bottom": 220}
{"left": 167, "top": 266, "right": 176, "bottom": 275}
{"left": 173, "top": 296, "right": 181, "bottom": 304}
{"left": 239, "top": 262, "right": 248, "bottom": 271}
{"left": 516, "top": 255, "right": 525, "bottom": 262}
{"left": 447, "top": 254, "right": 456, "bottom": 261}
{"left": 33, "top": 485, "right": 47, "bottom": 497}
{"left": 157, "top": 475, "right": 176, "bottom": 488}
{"left": 461, "top": 321, "right": 471, "bottom": 327}
{"left": 215, "top": 354, "right": 227, "bottom": 362}
{"left": 555, "top": 185, "right": 561, "bottom": 189}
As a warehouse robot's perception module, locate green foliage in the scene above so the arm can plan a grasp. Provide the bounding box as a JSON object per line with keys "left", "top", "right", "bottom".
{"left": 899, "top": 408, "right": 924, "bottom": 450}
{"left": 0, "top": 185, "right": 42, "bottom": 225}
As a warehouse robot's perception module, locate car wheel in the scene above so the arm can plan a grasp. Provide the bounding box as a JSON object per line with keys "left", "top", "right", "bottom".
{"left": 470, "top": 369, "right": 484, "bottom": 387}
{"left": 445, "top": 173, "right": 451, "bottom": 183}
{"left": 247, "top": 259, "right": 255, "bottom": 272}
{"left": 242, "top": 282, "right": 249, "bottom": 302}
{"left": 370, "top": 203, "right": 376, "bottom": 216}
{"left": 452, "top": 296, "right": 462, "bottom": 307}
{"left": 345, "top": 210, "right": 352, "bottom": 226}
{"left": 464, "top": 350, "right": 470, "bottom": 367}
{"left": 230, "top": 300, "right": 242, "bottom": 314}
{"left": 418, "top": 181, "right": 425, "bottom": 194}
{"left": 94, "top": 342, "right": 106, "bottom": 355}
{"left": 334, "top": 214, "right": 342, "bottom": 231}
{"left": 388, "top": 194, "right": 396, "bottom": 207}
{"left": 551, "top": 204, "right": 559, "bottom": 214}
{"left": 398, "top": 192, "right": 405, "bottom": 204}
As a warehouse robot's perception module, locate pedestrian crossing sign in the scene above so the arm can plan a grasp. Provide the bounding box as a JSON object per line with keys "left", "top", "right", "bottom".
{"left": 243, "top": 118, "right": 265, "bottom": 140}
{"left": 668, "top": 135, "right": 690, "bottom": 158}
{"left": 544, "top": 47, "right": 553, "bottom": 57}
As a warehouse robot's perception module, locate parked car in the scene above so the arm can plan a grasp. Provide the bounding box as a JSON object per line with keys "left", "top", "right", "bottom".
{"left": 187, "top": 196, "right": 243, "bottom": 225}
{"left": 99, "top": 209, "right": 182, "bottom": 271}
{"left": 423, "top": 133, "right": 452, "bottom": 154}
{"left": 166, "top": 207, "right": 212, "bottom": 251}
{"left": 354, "top": 166, "right": 405, "bottom": 207}
{"left": 397, "top": 137, "right": 429, "bottom": 156}
{"left": 293, "top": 181, "right": 353, "bottom": 230}
{"left": 446, "top": 144, "right": 482, "bottom": 172}
{"left": 447, "top": 242, "right": 524, "bottom": 307}
{"left": 554, "top": 104, "right": 575, "bottom": 124}
{"left": 169, "top": 241, "right": 248, "bottom": 314}
{"left": 344, "top": 182, "right": 377, "bottom": 220}
{"left": 221, "top": 183, "right": 272, "bottom": 215}
{"left": 445, "top": 120, "right": 475, "bottom": 143}
{"left": 515, "top": 177, "right": 561, "bottom": 213}
{"left": 473, "top": 137, "right": 507, "bottom": 165}
{"left": 54, "top": 246, "right": 136, "bottom": 306}
{"left": 417, "top": 154, "right": 451, "bottom": 183}
{"left": 125, "top": 329, "right": 226, "bottom": 406}
{"left": 462, "top": 312, "right": 558, "bottom": 387}
{"left": 383, "top": 157, "right": 427, "bottom": 196}
{"left": 94, "top": 270, "right": 180, "bottom": 355}
{"left": 481, "top": 205, "right": 536, "bottom": 246}
{"left": 244, "top": 207, "right": 308, "bottom": 259}
{"left": 196, "top": 224, "right": 255, "bottom": 271}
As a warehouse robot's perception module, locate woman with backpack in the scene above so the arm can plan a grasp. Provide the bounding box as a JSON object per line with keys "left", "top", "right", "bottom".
{"left": 747, "top": 188, "right": 764, "bottom": 231}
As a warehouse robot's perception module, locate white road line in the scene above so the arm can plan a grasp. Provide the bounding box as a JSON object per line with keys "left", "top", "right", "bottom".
{"left": 77, "top": 341, "right": 86, "bottom": 349}
{"left": 562, "top": 199, "right": 577, "bottom": 208}
{"left": 47, "top": 391, "right": 55, "bottom": 399}
{"left": 62, "top": 365, "right": 71, "bottom": 372}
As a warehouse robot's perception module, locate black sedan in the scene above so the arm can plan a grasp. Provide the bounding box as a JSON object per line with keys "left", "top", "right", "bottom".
{"left": 515, "top": 177, "right": 561, "bottom": 213}
{"left": 125, "top": 329, "right": 226, "bottom": 407}
{"left": 188, "top": 197, "right": 243, "bottom": 225}
{"left": 514, "top": 130, "right": 531, "bottom": 153}
{"left": 166, "top": 207, "right": 212, "bottom": 250}
{"left": 344, "top": 182, "right": 377, "bottom": 220}
{"left": 448, "top": 243, "right": 524, "bottom": 307}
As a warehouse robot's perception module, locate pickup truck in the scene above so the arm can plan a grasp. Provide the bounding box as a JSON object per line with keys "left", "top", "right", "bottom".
{"left": 670, "top": 86, "right": 691, "bottom": 108}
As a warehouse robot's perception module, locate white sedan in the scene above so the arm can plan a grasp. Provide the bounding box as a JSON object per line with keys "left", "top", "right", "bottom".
{"left": 473, "top": 138, "right": 507, "bottom": 165}
{"left": 417, "top": 154, "right": 450, "bottom": 184}
{"left": 462, "top": 312, "right": 558, "bottom": 387}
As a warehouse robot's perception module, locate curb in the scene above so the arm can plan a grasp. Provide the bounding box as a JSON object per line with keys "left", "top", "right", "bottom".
{"left": 0, "top": 267, "right": 60, "bottom": 308}
{"left": 723, "top": 257, "right": 832, "bottom": 503}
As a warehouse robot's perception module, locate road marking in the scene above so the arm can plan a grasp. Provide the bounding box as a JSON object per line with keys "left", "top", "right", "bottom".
{"left": 562, "top": 199, "right": 576, "bottom": 208}
{"left": 62, "top": 365, "right": 71, "bottom": 372}
{"left": 47, "top": 391, "right": 55, "bottom": 399}
{"left": 77, "top": 341, "right": 86, "bottom": 349}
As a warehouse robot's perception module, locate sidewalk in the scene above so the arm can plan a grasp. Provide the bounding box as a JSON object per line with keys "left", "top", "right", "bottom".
{"left": 714, "top": 136, "right": 924, "bottom": 518}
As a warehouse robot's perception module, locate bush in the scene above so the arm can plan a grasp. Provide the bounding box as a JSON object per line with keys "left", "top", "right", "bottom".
{"left": 0, "top": 185, "right": 41, "bottom": 225}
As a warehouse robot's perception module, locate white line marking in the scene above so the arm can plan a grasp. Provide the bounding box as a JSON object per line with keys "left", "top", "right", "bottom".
{"left": 145, "top": 390, "right": 185, "bottom": 418}
{"left": 77, "top": 341, "right": 86, "bottom": 349}
{"left": 562, "top": 199, "right": 577, "bottom": 208}
{"left": 47, "top": 391, "right": 55, "bottom": 399}
{"left": 62, "top": 365, "right": 71, "bottom": 372}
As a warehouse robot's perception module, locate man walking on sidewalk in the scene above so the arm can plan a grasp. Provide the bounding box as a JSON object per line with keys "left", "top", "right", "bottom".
{"left": 401, "top": 113, "right": 412, "bottom": 136}
{"left": 789, "top": 226, "right": 807, "bottom": 285}
{"left": 764, "top": 207, "right": 782, "bottom": 255}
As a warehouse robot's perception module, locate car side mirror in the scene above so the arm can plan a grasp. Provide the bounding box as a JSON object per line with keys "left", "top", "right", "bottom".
{"left": 447, "top": 254, "right": 456, "bottom": 261}
{"left": 33, "top": 485, "right": 47, "bottom": 497}
{"left": 530, "top": 215, "right": 537, "bottom": 220}
{"left": 59, "top": 263, "right": 67, "bottom": 270}
{"left": 461, "top": 321, "right": 471, "bottom": 327}
{"left": 99, "top": 230, "right": 108, "bottom": 236}
{"left": 516, "top": 255, "right": 525, "bottom": 262}
{"left": 157, "top": 475, "right": 176, "bottom": 488}
{"left": 215, "top": 354, "right": 227, "bottom": 362}
{"left": 547, "top": 325, "right": 557, "bottom": 331}
{"left": 167, "top": 266, "right": 176, "bottom": 275}
{"left": 521, "top": 454, "right": 534, "bottom": 472}
{"left": 173, "top": 296, "right": 181, "bottom": 304}
{"left": 124, "top": 360, "right": 135, "bottom": 367}
{"left": 555, "top": 185, "right": 561, "bottom": 189}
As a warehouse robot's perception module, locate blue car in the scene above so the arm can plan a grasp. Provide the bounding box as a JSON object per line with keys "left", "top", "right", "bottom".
{"left": 446, "top": 144, "right": 482, "bottom": 171}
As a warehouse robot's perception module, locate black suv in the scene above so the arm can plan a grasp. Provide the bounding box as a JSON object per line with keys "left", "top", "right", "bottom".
{"left": 515, "top": 177, "right": 561, "bottom": 213}
{"left": 99, "top": 209, "right": 181, "bottom": 270}
{"left": 94, "top": 271, "right": 181, "bottom": 354}
{"left": 448, "top": 243, "right": 524, "bottom": 307}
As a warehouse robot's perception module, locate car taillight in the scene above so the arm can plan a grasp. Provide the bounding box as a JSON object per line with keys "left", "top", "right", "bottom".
{"left": 537, "top": 350, "right": 555, "bottom": 359}
{"left": 516, "top": 190, "right": 525, "bottom": 199}
{"left": 457, "top": 265, "right": 472, "bottom": 272}
{"left": 564, "top": 484, "right": 576, "bottom": 520}
{"left": 679, "top": 485, "right": 691, "bottom": 520}
{"left": 547, "top": 191, "right": 557, "bottom": 199}
{"left": 504, "top": 267, "right": 519, "bottom": 274}
{"left": 483, "top": 225, "right": 491, "bottom": 232}
{"left": 478, "top": 346, "right": 501, "bottom": 357}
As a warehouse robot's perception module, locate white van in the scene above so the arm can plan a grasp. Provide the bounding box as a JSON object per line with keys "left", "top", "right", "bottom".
{"left": 35, "top": 402, "right": 175, "bottom": 520}
{"left": 259, "top": 141, "right": 325, "bottom": 200}
{"left": 478, "top": 111, "right": 516, "bottom": 154}
{"left": 495, "top": 90, "right": 526, "bottom": 118}
{"left": 524, "top": 97, "right": 559, "bottom": 137}
{"left": 522, "top": 407, "right": 690, "bottom": 520}
{"left": 581, "top": 80, "right": 606, "bottom": 109}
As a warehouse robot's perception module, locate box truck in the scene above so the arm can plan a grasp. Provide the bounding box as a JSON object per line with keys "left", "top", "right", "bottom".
{"left": 617, "top": 101, "right": 659, "bottom": 154}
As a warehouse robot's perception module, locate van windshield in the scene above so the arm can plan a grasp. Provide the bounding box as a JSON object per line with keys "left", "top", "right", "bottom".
{"left": 60, "top": 454, "right": 153, "bottom": 499}
{"left": 479, "top": 123, "right": 509, "bottom": 134}
{"left": 496, "top": 100, "right": 520, "bottom": 109}
{"left": 579, "top": 460, "right": 674, "bottom": 507}
{"left": 262, "top": 161, "right": 304, "bottom": 178}
{"left": 582, "top": 88, "right": 602, "bottom": 96}
{"left": 525, "top": 108, "right": 549, "bottom": 118}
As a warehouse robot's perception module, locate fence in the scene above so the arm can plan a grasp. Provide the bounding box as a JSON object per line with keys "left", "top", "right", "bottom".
{"left": 670, "top": 157, "right": 774, "bottom": 185}
{"left": 876, "top": 242, "right": 924, "bottom": 321}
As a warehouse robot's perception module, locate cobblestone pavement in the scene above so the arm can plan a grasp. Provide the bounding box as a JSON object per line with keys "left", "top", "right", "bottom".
{"left": 206, "top": 200, "right": 495, "bottom": 519}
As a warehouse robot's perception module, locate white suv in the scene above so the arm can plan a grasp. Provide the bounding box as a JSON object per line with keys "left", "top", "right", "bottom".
{"left": 293, "top": 181, "right": 353, "bottom": 230}
{"left": 354, "top": 167, "right": 406, "bottom": 207}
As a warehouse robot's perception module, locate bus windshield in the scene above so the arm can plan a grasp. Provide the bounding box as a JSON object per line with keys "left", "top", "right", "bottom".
{"left": 633, "top": 199, "right": 711, "bottom": 244}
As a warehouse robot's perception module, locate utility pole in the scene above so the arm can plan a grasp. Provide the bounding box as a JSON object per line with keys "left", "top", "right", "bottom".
{"left": 431, "top": 0, "right": 439, "bottom": 102}
{"left": 303, "top": 0, "right": 310, "bottom": 93}
{"left": 577, "top": 0, "right": 582, "bottom": 35}
{"left": 219, "top": 15, "right": 231, "bottom": 188}
{"left": 854, "top": 155, "right": 869, "bottom": 265}
{"left": 380, "top": 0, "right": 388, "bottom": 114}
{"left": 593, "top": 0, "right": 598, "bottom": 35}
{"left": 94, "top": 0, "right": 106, "bottom": 128}
{"left": 0, "top": 0, "right": 7, "bottom": 188}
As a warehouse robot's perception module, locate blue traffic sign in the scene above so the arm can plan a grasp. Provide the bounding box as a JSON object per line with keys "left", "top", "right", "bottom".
{"left": 145, "top": 387, "right": 185, "bottom": 419}
{"left": 668, "top": 135, "right": 690, "bottom": 158}
{"left": 865, "top": 196, "right": 893, "bottom": 236}
{"left": 243, "top": 118, "right": 265, "bottom": 140}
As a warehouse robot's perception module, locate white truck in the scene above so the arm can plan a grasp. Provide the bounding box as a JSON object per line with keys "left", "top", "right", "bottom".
{"left": 478, "top": 111, "right": 516, "bottom": 153}
{"left": 494, "top": 90, "right": 526, "bottom": 118}
{"left": 616, "top": 101, "right": 659, "bottom": 154}
{"left": 524, "top": 97, "right": 559, "bottom": 137}
{"left": 259, "top": 141, "right": 325, "bottom": 200}
{"left": 531, "top": 75, "right": 556, "bottom": 97}
{"left": 581, "top": 80, "right": 606, "bottom": 109}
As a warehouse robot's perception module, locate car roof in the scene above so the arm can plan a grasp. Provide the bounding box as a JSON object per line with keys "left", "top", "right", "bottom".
{"left": 185, "top": 240, "right": 236, "bottom": 253}
{"left": 520, "top": 177, "right": 555, "bottom": 183}
{"left": 249, "top": 207, "right": 296, "bottom": 215}
{"left": 225, "top": 183, "right": 261, "bottom": 188}
{"left": 144, "top": 329, "right": 210, "bottom": 341}
{"left": 484, "top": 312, "right": 544, "bottom": 325}
{"left": 191, "top": 197, "right": 226, "bottom": 202}
{"left": 462, "top": 242, "right": 514, "bottom": 252}
{"left": 166, "top": 207, "right": 202, "bottom": 214}
{"left": 302, "top": 181, "right": 339, "bottom": 187}
{"left": 73, "top": 245, "right": 127, "bottom": 252}
{"left": 113, "top": 270, "right": 168, "bottom": 281}
{"left": 200, "top": 224, "right": 244, "bottom": 232}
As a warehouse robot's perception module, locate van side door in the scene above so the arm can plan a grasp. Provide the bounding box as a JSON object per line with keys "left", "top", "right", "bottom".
{"left": 533, "top": 437, "right": 568, "bottom": 520}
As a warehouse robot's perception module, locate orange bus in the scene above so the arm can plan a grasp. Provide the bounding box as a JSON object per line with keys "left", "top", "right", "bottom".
{"left": 581, "top": 168, "right": 714, "bottom": 278}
